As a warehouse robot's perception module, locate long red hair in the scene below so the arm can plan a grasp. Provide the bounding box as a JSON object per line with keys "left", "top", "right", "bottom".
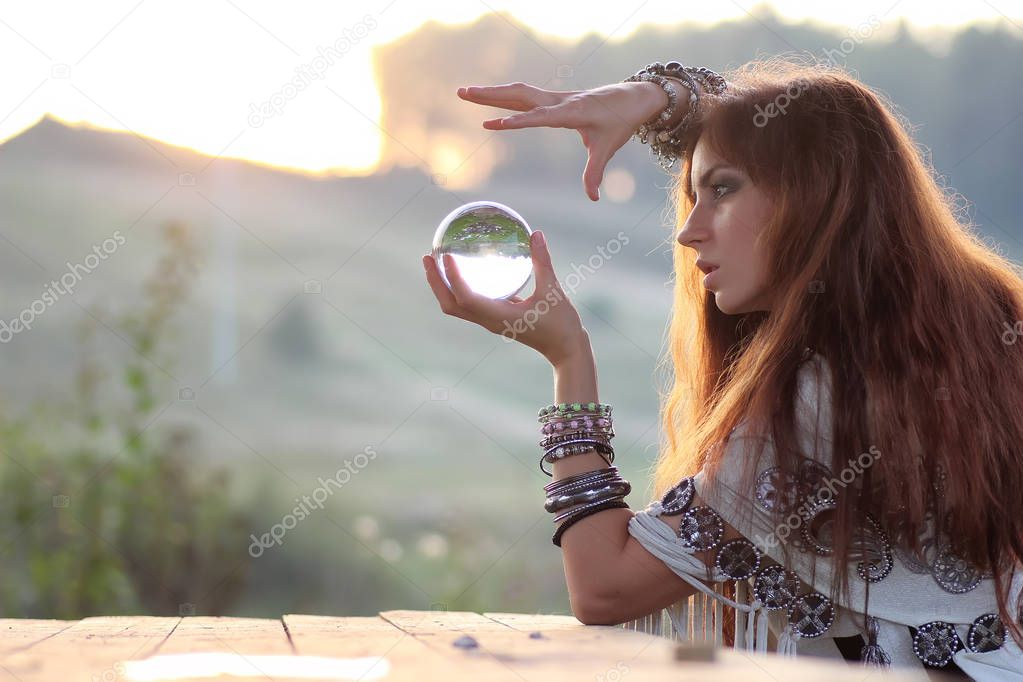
{"left": 648, "top": 55, "right": 1023, "bottom": 647}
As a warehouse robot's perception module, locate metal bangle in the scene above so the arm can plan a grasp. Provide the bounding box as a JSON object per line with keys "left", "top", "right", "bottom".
{"left": 543, "top": 436, "right": 612, "bottom": 456}
{"left": 622, "top": 72, "right": 681, "bottom": 129}
{"left": 552, "top": 489, "right": 629, "bottom": 524}
{"left": 541, "top": 441, "right": 615, "bottom": 470}
{"left": 556, "top": 496, "right": 626, "bottom": 548}
{"left": 623, "top": 62, "right": 728, "bottom": 170}
{"left": 539, "top": 444, "right": 614, "bottom": 477}
{"left": 544, "top": 466, "right": 621, "bottom": 493}
{"left": 545, "top": 471, "right": 625, "bottom": 500}
{"left": 545, "top": 481, "right": 632, "bottom": 514}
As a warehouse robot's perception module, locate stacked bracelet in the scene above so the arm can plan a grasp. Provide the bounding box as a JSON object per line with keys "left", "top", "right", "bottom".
{"left": 623, "top": 61, "right": 728, "bottom": 171}
{"left": 544, "top": 466, "right": 632, "bottom": 547}
{"left": 537, "top": 401, "right": 616, "bottom": 476}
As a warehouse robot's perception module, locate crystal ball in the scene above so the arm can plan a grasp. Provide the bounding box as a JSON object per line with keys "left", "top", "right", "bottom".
{"left": 432, "top": 200, "right": 534, "bottom": 300}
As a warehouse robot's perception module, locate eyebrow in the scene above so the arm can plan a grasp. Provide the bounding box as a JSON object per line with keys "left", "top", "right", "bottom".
{"left": 687, "top": 163, "right": 733, "bottom": 199}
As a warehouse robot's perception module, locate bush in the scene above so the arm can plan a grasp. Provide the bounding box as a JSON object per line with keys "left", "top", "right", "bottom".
{"left": 0, "top": 221, "right": 251, "bottom": 618}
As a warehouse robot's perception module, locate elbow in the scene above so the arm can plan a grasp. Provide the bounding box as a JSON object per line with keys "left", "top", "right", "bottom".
{"left": 572, "top": 594, "right": 621, "bottom": 626}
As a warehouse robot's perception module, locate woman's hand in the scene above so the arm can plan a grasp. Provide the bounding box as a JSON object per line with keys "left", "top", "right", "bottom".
{"left": 423, "top": 230, "right": 588, "bottom": 368}
{"left": 457, "top": 81, "right": 666, "bottom": 201}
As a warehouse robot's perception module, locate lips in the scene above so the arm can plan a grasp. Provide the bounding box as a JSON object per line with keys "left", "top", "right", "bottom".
{"left": 695, "top": 259, "right": 719, "bottom": 275}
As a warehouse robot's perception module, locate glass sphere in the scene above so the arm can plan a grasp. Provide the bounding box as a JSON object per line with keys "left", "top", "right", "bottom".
{"left": 432, "top": 200, "right": 533, "bottom": 300}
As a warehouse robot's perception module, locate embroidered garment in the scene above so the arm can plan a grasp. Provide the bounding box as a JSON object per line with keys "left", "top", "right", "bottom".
{"left": 620, "top": 351, "right": 1023, "bottom": 679}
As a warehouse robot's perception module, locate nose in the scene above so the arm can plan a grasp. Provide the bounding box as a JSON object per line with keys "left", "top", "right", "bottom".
{"left": 675, "top": 209, "right": 708, "bottom": 249}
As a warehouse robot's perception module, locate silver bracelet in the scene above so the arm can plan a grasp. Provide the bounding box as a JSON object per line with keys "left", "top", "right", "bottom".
{"left": 553, "top": 493, "right": 629, "bottom": 524}
{"left": 545, "top": 481, "right": 632, "bottom": 514}
{"left": 623, "top": 61, "right": 728, "bottom": 170}
{"left": 626, "top": 73, "right": 682, "bottom": 130}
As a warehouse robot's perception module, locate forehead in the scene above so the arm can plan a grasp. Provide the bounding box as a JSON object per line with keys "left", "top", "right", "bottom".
{"left": 691, "top": 136, "right": 725, "bottom": 173}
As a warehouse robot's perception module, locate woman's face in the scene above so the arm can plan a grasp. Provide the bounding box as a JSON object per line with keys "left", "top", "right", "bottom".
{"left": 675, "top": 137, "right": 774, "bottom": 314}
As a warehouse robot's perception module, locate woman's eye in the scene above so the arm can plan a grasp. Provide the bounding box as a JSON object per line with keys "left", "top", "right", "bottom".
{"left": 688, "top": 183, "right": 733, "bottom": 203}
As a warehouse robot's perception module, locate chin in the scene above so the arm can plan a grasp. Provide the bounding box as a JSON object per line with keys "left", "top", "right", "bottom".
{"left": 713, "top": 292, "right": 739, "bottom": 314}
{"left": 713, "top": 292, "right": 762, "bottom": 315}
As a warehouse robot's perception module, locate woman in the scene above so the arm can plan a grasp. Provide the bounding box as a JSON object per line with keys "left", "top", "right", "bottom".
{"left": 422, "top": 56, "right": 1023, "bottom": 678}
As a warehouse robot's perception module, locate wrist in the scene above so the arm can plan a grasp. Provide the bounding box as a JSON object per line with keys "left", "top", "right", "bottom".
{"left": 550, "top": 331, "right": 594, "bottom": 373}
{"left": 553, "top": 339, "right": 597, "bottom": 406}
{"left": 631, "top": 81, "right": 671, "bottom": 126}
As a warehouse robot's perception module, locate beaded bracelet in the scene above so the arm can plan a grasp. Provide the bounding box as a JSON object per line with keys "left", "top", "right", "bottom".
{"left": 538, "top": 402, "right": 612, "bottom": 420}
{"left": 541, "top": 415, "right": 614, "bottom": 435}
{"left": 541, "top": 430, "right": 613, "bottom": 447}
{"left": 543, "top": 438, "right": 614, "bottom": 460}
{"left": 622, "top": 61, "right": 728, "bottom": 170}
{"left": 631, "top": 73, "right": 682, "bottom": 130}
{"left": 539, "top": 442, "right": 614, "bottom": 476}
{"left": 538, "top": 400, "right": 616, "bottom": 473}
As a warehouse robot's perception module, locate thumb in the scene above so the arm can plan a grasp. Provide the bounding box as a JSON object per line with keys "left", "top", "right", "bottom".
{"left": 582, "top": 147, "right": 609, "bottom": 202}
{"left": 530, "top": 230, "right": 561, "bottom": 294}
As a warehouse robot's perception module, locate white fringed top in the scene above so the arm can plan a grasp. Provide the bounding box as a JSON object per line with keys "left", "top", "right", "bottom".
{"left": 621, "top": 351, "right": 1023, "bottom": 679}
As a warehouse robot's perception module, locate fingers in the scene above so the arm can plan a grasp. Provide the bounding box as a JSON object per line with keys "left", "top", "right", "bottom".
{"left": 529, "top": 230, "right": 561, "bottom": 295}
{"left": 582, "top": 146, "right": 609, "bottom": 202}
{"left": 423, "top": 253, "right": 461, "bottom": 315}
{"left": 423, "top": 252, "right": 480, "bottom": 315}
{"left": 439, "top": 252, "right": 476, "bottom": 304}
{"left": 457, "top": 88, "right": 532, "bottom": 112}
{"left": 483, "top": 105, "right": 568, "bottom": 130}
{"left": 457, "top": 83, "right": 561, "bottom": 112}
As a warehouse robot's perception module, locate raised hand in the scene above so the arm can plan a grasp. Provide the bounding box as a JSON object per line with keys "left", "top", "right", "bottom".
{"left": 457, "top": 81, "right": 667, "bottom": 201}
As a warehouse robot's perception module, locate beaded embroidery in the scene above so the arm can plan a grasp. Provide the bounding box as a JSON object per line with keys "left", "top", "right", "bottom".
{"left": 660, "top": 475, "right": 695, "bottom": 515}
{"left": 753, "top": 564, "right": 801, "bottom": 610}
{"left": 787, "top": 593, "right": 835, "bottom": 639}
{"left": 677, "top": 505, "right": 724, "bottom": 551}
{"left": 714, "top": 538, "right": 762, "bottom": 580}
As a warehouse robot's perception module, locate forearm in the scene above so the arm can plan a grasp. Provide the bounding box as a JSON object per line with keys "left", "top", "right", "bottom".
{"left": 550, "top": 335, "right": 609, "bottom": 479}
{"left": 549, "top": 333, "right": 635, "bottom": 619}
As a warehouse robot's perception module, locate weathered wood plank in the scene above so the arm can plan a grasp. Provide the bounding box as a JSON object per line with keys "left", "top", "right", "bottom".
{"left": 382, "top": 610, "right": 923, "bottom": 681}
{"left": 113, "top": 616, "right": 296, "bottom": 682}
{"left": 0, "top": 613, "right": 932, "bottom": 681}
{"left": 0, "top": 616, "right": 178, "bottom": 682}
{"left": 0, "top": 619, "right": 78, "bottom": 655}
{"left": 153, "top": 616, "right": 294, "bottom": 655}
{"left": 284, "top": 614, "right": 524, "bottom": 681}
{"left": 380, "top": 609, "right": 693, "bottom": 681}
{"left": 380, "top": 609, "right": 516, "bottom": 634}
{"left": 483, "top": 611, "right": 592, "bottom": 631}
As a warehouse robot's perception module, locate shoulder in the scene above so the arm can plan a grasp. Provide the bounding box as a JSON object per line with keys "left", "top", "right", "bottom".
{"left": 694, "top": 350, "right": 835, "bottom": 509}
{"left": 793, "top": 350, "right": 833, "bottom": 452}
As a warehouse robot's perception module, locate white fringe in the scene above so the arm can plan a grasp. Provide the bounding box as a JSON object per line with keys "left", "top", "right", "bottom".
{"left": 621, "top": 505, "right": 779, "bottom": 655}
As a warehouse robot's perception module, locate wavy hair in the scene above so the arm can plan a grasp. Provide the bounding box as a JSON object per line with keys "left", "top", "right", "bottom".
{"left": 648, "top": 55, "right": 1023, "bottom": 647}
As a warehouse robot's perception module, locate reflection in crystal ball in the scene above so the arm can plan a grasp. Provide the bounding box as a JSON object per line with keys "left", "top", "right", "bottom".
{"left": 432, "top": 200, "right": 534, "bottom": 300}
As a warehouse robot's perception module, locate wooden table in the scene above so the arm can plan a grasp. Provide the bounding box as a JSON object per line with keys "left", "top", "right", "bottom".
{"left": 0, "top": 611, "right": 925, "bottom": 681}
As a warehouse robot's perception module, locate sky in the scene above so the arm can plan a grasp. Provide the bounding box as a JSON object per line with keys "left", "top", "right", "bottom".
{"left": 0, "top": 0, "right": 1020, "bottom": 176}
